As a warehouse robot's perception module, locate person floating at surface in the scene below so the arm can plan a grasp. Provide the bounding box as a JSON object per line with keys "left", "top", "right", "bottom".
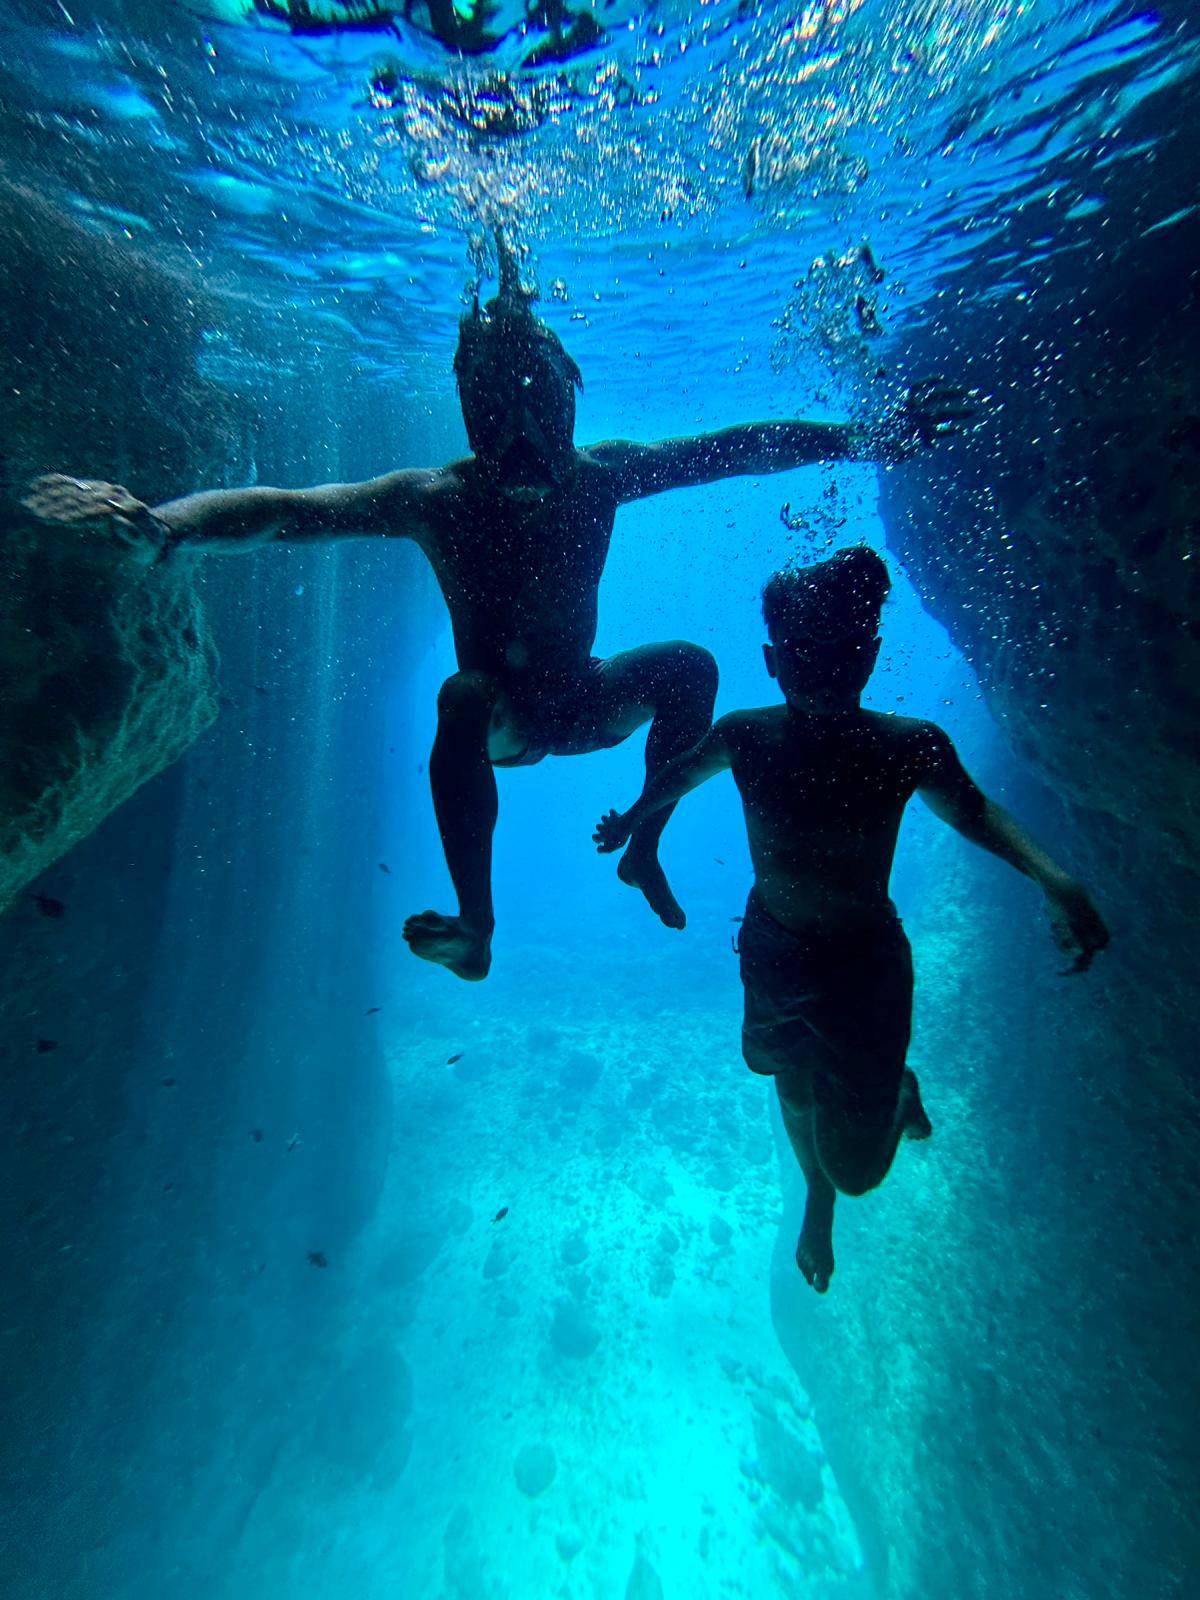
{"left": 24, "top": 238, "right": 969, "bottom": 983}
{"left": 593, "top": 547, "right": 1109, "bottom": 1292}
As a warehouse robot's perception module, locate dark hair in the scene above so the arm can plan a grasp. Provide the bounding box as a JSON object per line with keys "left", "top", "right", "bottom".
{"left": 762, "top": 546, "right": 891, "bottom": 645}
{"left": 454, "top": 232, "right": 582, "bottom": 394}
{"left": 453, "top": 298, "right": 582, "bottom": 394}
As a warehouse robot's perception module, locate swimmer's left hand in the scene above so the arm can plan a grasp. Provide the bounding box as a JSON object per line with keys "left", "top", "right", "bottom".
{"left": 1047, "top": 880, "right": 1111, "bottom": 975}
{"left": 593, "top": 809, "right": 634, "bottom": 854}
{"left": 879, "top": 380, "right": 977, "bottom": 462}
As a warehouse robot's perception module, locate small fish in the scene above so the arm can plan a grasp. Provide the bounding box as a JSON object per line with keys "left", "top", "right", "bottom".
{"left": 161, "top": 1077, "right": 176, "bottom": 1087}
{"left": 35, "top": 1038, "right": 58, "bottom": 1053}
{"left": 249, "top": 1128, "right": 264, "bottom": 1142}
{"left": 253, "top": 685, "right": 270, "bottom": 696}
{"left": 493, "top": 1207, "right": 509, "bottom": 1223}
{"left": 379, "top": 862, "right": 391, "bottom": 874}
{"left": 366, "top": 1006, "right": 381, "bottom": 1015}
{"left": 32, "top": 891, "right": 65, "bottom": 918}
{"left": 447, "top": 1051, "right": 463, "bottom": 1065}
{"left": 714, "top": 857, "right": 725, "bottom": 866}
{"left": 307, "top": 1251, "right": 329, "bottom": 1269}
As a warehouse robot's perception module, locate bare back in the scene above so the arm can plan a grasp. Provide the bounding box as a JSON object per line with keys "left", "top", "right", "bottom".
{"left": 724, "top": 706, "right": 942, "bottom": 934}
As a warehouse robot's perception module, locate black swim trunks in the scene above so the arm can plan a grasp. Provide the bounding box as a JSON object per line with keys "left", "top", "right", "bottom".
{"left": 493, "top": 657, "right": 625, "bottom": 768}
{"left": 738, "top": 889, "right": 913, "bottom": 1130}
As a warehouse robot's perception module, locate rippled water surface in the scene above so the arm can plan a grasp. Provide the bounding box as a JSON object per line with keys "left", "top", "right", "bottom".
{"left": 1, "top": 0, "right": 1193, "bottom": 403}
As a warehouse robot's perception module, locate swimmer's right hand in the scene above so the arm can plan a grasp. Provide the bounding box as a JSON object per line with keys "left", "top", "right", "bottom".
{"left": 1047, "top": 880, "right": 1111, "bottom": 975}
{"left": 22, "top": 475, "right": 171, "bottom": 564}
{"left": 593, "top": 808, "right": 634, "bottom": 854}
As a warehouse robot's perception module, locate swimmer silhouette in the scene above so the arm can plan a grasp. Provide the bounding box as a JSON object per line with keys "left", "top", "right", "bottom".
{"left": 25, "top": 235, "right": 970, "bottom": 980}
{"left": 595, "top": 548, "right": 1109, "bottom": 1290}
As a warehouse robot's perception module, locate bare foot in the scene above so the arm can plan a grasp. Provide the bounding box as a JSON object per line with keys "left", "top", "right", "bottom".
{"left": 796, "top": 1206, "right": 835, "bottom": 1294}
{"left": 403, "top": 910, "right": 492, "bottom": 981}
{"left": 899, "top": 1069, "right": 933, "bottom": 1141}
{"left": 617, "top": 849, "right": 686, "bottom": 929}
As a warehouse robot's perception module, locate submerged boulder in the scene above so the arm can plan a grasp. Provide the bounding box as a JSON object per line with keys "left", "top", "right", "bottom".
{"left": 0, "top": 180, "right": 250, "bottom": 912}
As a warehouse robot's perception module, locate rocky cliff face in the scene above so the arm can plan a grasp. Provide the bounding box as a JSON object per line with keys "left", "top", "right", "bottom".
{"left": 0, "top": 181, "right": 250, "bottom": 912}
{"left": 877, "top": 213, "right": 1200, "bottom": 880}
{"left": 786, "top": 85, "right": 1200, "bottom": 1600}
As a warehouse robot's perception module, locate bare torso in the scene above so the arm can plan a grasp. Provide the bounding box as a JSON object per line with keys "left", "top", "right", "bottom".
{"left": 417, "top": 450, "right": 618, "bottom": 686}
{"left": 724, "top": 706, "right": 940, "bottom": 934}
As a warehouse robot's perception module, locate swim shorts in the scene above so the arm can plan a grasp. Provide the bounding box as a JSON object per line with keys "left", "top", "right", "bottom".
{"left": 493, "top": 657, "right": 625, "bottom": 768}
{"left": 738, "top": 889, "right": 913, "bottom": 1130}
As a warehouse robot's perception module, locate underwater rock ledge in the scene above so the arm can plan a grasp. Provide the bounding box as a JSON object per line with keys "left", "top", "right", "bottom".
{"left": 0, "top": 181, "right": 251, "bottom": 913}
{"left": 0, "top": 533, "right": 219, "bottom": 914}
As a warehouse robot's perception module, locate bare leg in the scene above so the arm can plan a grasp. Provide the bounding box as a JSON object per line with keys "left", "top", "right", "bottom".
{"left": 776, "top": 1067, "right": 931, "bottom": 1292}
{"left": 776, "top": 1069, "right": 836, "bottom": 1294}
{"left": 588, "top": 642, "right": 718, "bottom": 928}
{"left": 815, "top": 1069, "right": 932, "bottom": 1199}
{"left": 403, "top": 670, "right": 515, "bottom": 981}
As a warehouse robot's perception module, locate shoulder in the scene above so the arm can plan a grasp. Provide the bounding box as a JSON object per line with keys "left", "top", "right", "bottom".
{"left": 862, "top": 710, "right": 951, "bottom": 749}
{"left": 412, "top": 460, "right": 474, "bottom": 521}
{"left": 715, "top": 706, "right": 781, "bottom": 753}
{"left": 581, "top": 440, "right": 635, "bottom": 469}
{"left": 879, "top": 714, "right": 958, "bottom": 780}
{"left": 577, "top": 443, "right": 628, "bottom": 486}
{"left": 578, "top": 441, "right": 647, "bottom": 502}
{"left": 427, "top": 460, "right": 472, "bottom": 497}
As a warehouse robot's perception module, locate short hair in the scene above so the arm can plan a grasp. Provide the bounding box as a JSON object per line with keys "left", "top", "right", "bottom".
{"left": 762, "top": 546, "right": 891, "bottom": 645}
{"left": 453, "top": 300, "right": 582, "bottom": 393}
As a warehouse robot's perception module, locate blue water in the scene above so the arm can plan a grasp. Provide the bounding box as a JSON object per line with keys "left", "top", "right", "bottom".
{"left": 1, "top": 0, "right": 1197, "bottom": 1596}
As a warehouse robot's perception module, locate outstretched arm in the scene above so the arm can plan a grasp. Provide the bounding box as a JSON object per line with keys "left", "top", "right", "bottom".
{"left": 593, "top": 380, "right": 972, "bottom": 503}
{"left": 23, "top": 468, "right": 437, "bottom": 561}
{"left": 593, "top": 422, "right": 852, "bottom": 503}
{"left": 916, "top": 726, "right": 1110, "bottom": 972}
{"left": 594, "top": 718, "right": 734, "bottom": 854}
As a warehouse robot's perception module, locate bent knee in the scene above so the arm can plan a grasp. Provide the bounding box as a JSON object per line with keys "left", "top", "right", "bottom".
{"left": 817, "top": 1120, "right": 891, "bottom": 1197}
{"left": 437, "top": 670, "right": 500, "bottom": 723}
{"left": 830, "top": 1167, "right": 884, "bottom": 1199}
{"left": 659, "top": 640, "right": 719, "bottom": 699}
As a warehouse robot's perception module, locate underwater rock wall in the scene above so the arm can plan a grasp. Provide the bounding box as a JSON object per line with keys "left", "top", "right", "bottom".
{"left": 0, "top": 180, "right": 250, "bottom": 915}
{"left": 877, "top": 217, "right": 1200, "bottom": 876}
{"left": 793, "top": 187, "right": 1200, "bottom": 1597}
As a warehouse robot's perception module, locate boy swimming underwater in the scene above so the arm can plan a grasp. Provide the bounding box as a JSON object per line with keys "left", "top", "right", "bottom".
{"left": 593, "top": 547, "right": 1109, "bottom": 1293}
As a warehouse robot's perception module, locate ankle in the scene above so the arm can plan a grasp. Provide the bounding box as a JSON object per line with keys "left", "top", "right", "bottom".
{"left": 621, "top": 837, "right": 657, "bottom": 863}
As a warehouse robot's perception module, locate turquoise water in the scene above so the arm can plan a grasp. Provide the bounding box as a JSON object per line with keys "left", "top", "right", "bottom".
{"left": 1, "top": 2, "right": 1197, "bottom": 1597}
